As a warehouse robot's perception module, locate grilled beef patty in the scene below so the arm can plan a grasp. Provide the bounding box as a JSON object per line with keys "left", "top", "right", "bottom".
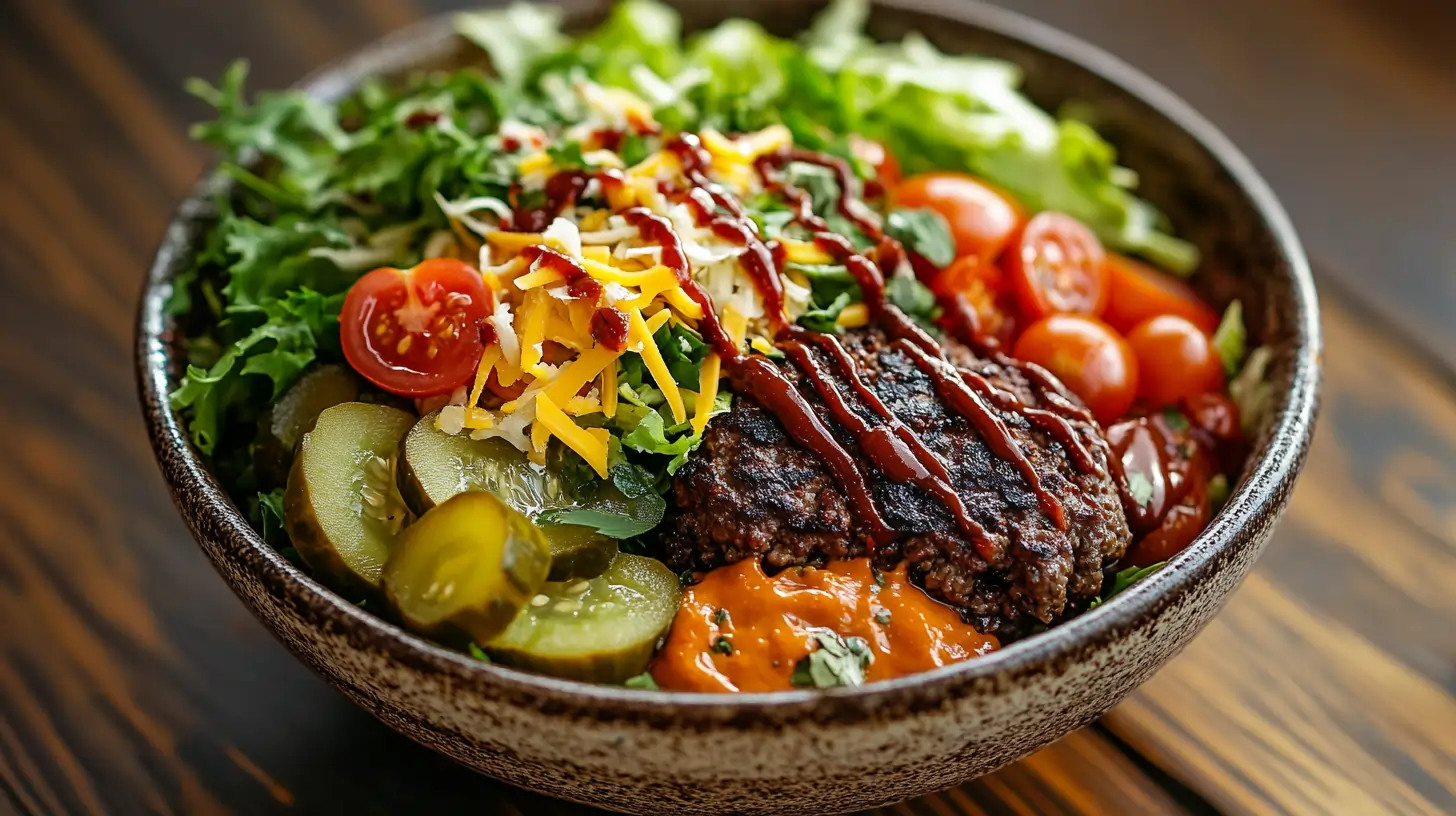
{"left": 662, "top": 327, "right": 1131, "bottom": 639}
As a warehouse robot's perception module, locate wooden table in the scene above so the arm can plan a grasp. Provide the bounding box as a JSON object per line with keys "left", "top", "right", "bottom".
{"left": 2, "top": 0, "right": 1453, "bottom": 813}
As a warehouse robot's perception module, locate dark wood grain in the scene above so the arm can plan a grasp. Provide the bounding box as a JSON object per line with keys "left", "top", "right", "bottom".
{"left": 0, "top": 0, "right": 1452, "bottom": 814}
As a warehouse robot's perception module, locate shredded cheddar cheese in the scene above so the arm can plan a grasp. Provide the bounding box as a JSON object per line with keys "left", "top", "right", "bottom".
{"left": 629, "top": 308, "right": 686, "bottom": 424}
{"left": 534, "top": 393, "right": 611, "bottom": 478}
{"left": 836, "top": 302, "right": 870, "bottom": 328}
{"left": 438, "top": 119, "right": 830, "bottom": 487}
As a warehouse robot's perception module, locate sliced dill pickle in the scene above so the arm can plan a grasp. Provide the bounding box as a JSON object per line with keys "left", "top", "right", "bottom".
{"left": 283, "top": 402, "right": 414, "bottom": 598}
{"left": 484, "top": 554, "right": 681, "bottom": 683}
{"left": 382, "top": 491, "right": 552, "bottom": 646}
{"left": 255, "top": 365, "right": 361, "bottom": 488}
{"left": 398, "top": 412, "right": 618, "bottom": 581}
{"left": 537, "top": 523, "right": 618, "bottom": 583}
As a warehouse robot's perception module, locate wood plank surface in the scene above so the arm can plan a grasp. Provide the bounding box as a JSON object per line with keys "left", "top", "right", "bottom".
{"left": 0, "top": 0, "right": 1452, "bottom": 814}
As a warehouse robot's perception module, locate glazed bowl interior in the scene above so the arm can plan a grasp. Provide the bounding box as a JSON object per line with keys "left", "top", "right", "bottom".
{"left": 138, "top": 0, "right": 1319, "bottom": 741}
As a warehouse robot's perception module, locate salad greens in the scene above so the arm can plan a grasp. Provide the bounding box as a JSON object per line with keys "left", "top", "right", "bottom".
{"left": 171, "top": 0, "right": 1202, "bottom": 545}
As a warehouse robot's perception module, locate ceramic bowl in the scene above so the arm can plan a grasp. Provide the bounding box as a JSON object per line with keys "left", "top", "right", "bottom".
{"left": 136, "top": 1, "right": 1321, "bottom": 813}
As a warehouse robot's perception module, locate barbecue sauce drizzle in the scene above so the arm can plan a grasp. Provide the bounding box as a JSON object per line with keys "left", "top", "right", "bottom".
{"left": 529, "top": 137, "right": 1140, "bottom": 549}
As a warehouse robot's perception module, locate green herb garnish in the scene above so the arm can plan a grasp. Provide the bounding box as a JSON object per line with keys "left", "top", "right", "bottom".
{"left": 886, "top": 209, "right": 956, "bottom": 268}
{"left": 624, "top": 672, "right": 659, "bottom": 690}
{"left": 1126, "top": 472, "right": 1155, "bottom": 508}
{"left": 1212, "top": 300, "right": 1247, "bottom": 377}
{"left": 1161, "top": 407, "right": 1190, "bottom": 432}
{"left": 790, "top": 630, "right": 874, "bottom": 689}
{"left": 1090, "top": 562, "right": 1166, "bottom": 609}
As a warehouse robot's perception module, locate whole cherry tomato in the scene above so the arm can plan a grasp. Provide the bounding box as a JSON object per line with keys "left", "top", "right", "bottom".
{"left": 1126, "top": 315, "right": 1224, "bottom": 407}
{"left": 340, "top": 259, "right": 493, "bottom": 397}
{"left": 1013, "top": 314, "right": 1138, "bottom": 424}
{"left": 893, "top": 172, "right": 1025, "bottom": 261}
{"left": 1103, "top": 253, "right": 1219, "bottom": 334}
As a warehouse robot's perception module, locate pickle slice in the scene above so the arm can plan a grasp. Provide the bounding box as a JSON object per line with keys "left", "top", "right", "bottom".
{"left": 398, "top": 412, "right": 617, "bottom": 581}
{"left": 484, "top": 554, "right": 681, "bottom": 683}
{"left": 255, "top": 365, "right": 361, "bottom": 488}
{"left": 283, "top": 402, "right": 414, "bottom": 598}
{"left": 382, "top": 491, "right": 552, "bottom": 647}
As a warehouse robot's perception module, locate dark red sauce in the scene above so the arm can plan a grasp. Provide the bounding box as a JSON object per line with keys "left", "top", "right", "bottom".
{"left": 724, "top": 354, "right": 897, "bottom": 547}
{"left": 591, "top": 128, "right": 625, "bottom": 153}
{"left": 783, "top": 329, "right": 996, "bottom": 558}
{"left": 591, "top": 307, "right": 629, "bottom": 352}
{"left": 785, "top": 149, "right": 885, "bottom": 239}
{"left": 521, "top": 245, "right": 584, "bottom": 280}
{"left": 621, "top": 208, "right": 735, "bottom": 354}
{"left": 614, "top": 138, "right": 1161, "bottom": 544}
{"left": 478, "top": 319, "right": 499, "bottom": 348}
{"left": 810, "top": 230, "right": 1069, "bottom": 529}
{"left": 404, "top": 110, "right": 442, "bottom": 129}
{"left": 675, "top": 176, "right": 786, "bottom": 331}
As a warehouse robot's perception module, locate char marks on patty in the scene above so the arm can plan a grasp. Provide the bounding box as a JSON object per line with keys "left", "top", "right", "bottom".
{"left": 663, "top": 327, "right": 1130, "bottom": 639}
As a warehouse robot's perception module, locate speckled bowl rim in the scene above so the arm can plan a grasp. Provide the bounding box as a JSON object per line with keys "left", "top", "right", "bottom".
{"left": 137, "top": 0, "right": 1320, "bottom": 725}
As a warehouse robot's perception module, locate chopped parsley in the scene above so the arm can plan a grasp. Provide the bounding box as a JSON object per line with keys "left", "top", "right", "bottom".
{"left": 1089, "top": 562, "right": 1166, "bottom": 609}
{"left": 713, "top": 608, "right": 732, "bottom": 627}
{"left": 790, "top": 630, "right": 874, "bottom": 689}
{"left": 1127, "top": 471, "right": 1155, "bottom": 508}
{"left": 1161, "top": 407, "right": 1190, "bottom": 432}
{"left": 873, "top": 609, "right": 892, "bottom": 626}
{"left": 886, "top": 208, "right": 956, "bottom": 268}
{"left": 712, "top": 636, "right": 735, "bottom": 656}
{"left": 624, "top": 672, "right": 659, "bottom": 690}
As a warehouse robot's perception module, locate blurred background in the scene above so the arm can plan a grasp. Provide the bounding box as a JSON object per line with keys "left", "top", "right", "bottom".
{"left": 0, "top": 1, "right": 1452, "bottom": 814}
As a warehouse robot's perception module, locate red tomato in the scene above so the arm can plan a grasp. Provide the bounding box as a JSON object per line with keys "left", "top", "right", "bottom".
{"left": 1004, "top": 212, "right": 1109, "bottom": 319}
{"left": 850, "top": 136, "right": 901, "bottom": 189}
{"left": 1124, "top": 478, "right": 1211, "bottom": 567}
{"left": 1103, "top": 253, "right": 1218, "bottom": 334}
{"left": 893, "top": 172, "right": 1024, "bottom": 261}
{"left": 1184, "top": 391, "right": 1241, "bottom": 443}
{"left": 1013, "top": 315, "right": 1138, "bottom": 424}
{"left": 340, "top": 259, "right": 493, "bottom": 397}
{"left": 1125, "top": 315, "right": 1224, "bottom": 407}
{"left": 934, "top": 256, "right": 1017, "bottom": 346}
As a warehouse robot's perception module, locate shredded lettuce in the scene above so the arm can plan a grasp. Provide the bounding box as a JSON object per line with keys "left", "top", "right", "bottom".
{"left": 458, "top": 0, "right": 1197, "bottom": 272}
{"left": 171, "top": 288, "right": 344, "bottom": 453}
{"left": 454, "top": 4, "right": 568, "bottom": 91}
{"left": 1212, "top": 300, "right": 1247, "bottom": 376}
{"left": 177, "top": 0, "right": 1204, "bottom": 491}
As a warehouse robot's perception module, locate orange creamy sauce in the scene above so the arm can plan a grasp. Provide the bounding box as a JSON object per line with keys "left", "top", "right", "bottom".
{"left": 651, "top": 558, "right": 999, "bottom": 692}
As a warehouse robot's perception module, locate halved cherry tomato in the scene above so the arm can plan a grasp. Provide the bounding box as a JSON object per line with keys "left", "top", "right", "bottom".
{"left": 893, "top": 172, "right": 1024, "bottom": 261}
{"left": 849, "top": 136, "right": 901, "bottom": 190}
{"left": 1004, "top": 212, "right": 1109, "bottom": 319}
{"left": 934, "top": 256, "right": 1017, "bottom": 347}
{"left": 340, "top": 259, "right": 493, "bottom": 397}
{"left": 1013, "top": 314, "right": 1137, "bottom": 424}
{"left": 1125, "top": 315, "right": 1224, "bottom": 407}
{"left": 1103, "top": 253, "right": 1218, "bottom": 334}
